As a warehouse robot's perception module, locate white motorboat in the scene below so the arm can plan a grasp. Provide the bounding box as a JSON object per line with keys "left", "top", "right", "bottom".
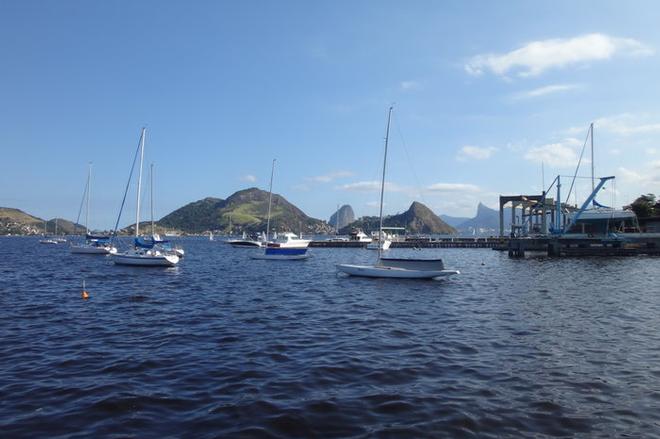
{"left": 227, "top": 232, "right": 264, "bottom": 248}
{"left": 252, "top": 160, "right": 310, "bottom": 261}
{"left": 337, "top": 106, "right": 458, "bottom": 280}
{"left": 70, "top": 163, "right": 117, "bottom": 255}
{"left": 111, "top": 128, "right": 180, "bottom": 267}
{"left": 366, "top": 237, "right": 391, "bottom": 251}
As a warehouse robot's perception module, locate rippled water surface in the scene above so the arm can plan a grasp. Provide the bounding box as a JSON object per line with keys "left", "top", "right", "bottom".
{"left": 2, "top": 237, "right": 660, "bottom": 438}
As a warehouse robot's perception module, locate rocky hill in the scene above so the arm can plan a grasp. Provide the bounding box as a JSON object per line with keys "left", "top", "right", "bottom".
{"left": 157, "top": 188, "right": 333, "bottom": 234}
{"left": 328, "top": 205, "right": 355, "bottom": 231}
{"left": 0, "top": 208, "right": 85, "bottom": 236}
{"left": 341, "top": 201, "right": 456, "bottom": 235}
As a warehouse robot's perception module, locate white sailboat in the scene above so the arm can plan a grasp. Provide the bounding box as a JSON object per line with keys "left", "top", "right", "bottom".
{"left": 209, "top": 231, "right": 214, "bottom": 241}
{"left": 252, "top": 159, "right": 310, "bottom": 260}
{"left": 336, "top": 106, "right": 459, "bottom": 279}
{"left": 71, "top": 163, "right": 117, "bottom": 254}
{"left": 40, "top": 220, "right": 58, "bottom": 244}
{"left": 53, "top": 219, "right": 67, "bottom": 243}
{"left": 111, "top": 128, "right": 180, "bottom": 267}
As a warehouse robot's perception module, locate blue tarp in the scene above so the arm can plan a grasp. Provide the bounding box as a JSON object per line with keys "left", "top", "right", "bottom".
{"left": 134, "top": 236, "right": 171, "bottom": 249}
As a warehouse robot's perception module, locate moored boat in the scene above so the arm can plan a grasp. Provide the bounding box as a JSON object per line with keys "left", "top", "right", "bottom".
{"left": 336, "top": 106, "right": 458, "bottom": 280}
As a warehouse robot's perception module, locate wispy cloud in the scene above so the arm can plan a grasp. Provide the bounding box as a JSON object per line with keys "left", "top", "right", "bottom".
{"left": 456, "top": 145, "right": 497, "bottom": 161}
{"left": 400, "top": 80, "right": 421, "bottom": 91}
{"left": 466, "top": 33, "right": 653, "bottom": 78}
{"left": 240, "top": 174, "right": 257, "bottom": 183}
{"left": 514, "top": 83, "right": 581, "bottom": 99}
{"left": 426, "top": 183, "right": 481, "bottom": 193}
{"left": 596, "top": 114, "right": 660, "bottom": 135}
{"left": 338, "top": 180, "right": 407, "bottom": 193}
{"left": 307, "top": 170, "right": 354, "bottom": 183}
{"left": 523, "top": 138, "right": 582, "bottom": 168}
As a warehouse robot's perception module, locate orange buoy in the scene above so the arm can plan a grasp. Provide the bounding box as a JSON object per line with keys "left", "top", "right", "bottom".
{"left": 81, "top": 279, "right": 89, "bottom": 300}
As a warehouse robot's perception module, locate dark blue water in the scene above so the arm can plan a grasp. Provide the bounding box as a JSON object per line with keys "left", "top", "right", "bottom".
{"left": 2, "top": 237, "right": 660, "bottom": 438}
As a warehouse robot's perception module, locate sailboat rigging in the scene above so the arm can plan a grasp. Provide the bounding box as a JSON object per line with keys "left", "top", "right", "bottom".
{"left": 71, "top": 163, "right": 117, "bottom": 254}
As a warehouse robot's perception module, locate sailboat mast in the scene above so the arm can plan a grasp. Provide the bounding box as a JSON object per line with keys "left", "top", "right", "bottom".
{"left": 590, "top": 122, "right": 595, "bottom": 196}
{"left": 336, "top": 204, "right": 339, "bottom": 235}
{"left": 265, "top": 159, "right": 276, "bottom": 242}
{"left": 86, "top": 162, "right": 91, "bottom": 235}
{"left": 150, "top": 163, "right": 154, "bottom": 236}
{"left": 378, "top": 106, "right": 394, "bottom": 260}
{"left": 135, "top": 128, "right": 146, "bottom": 238}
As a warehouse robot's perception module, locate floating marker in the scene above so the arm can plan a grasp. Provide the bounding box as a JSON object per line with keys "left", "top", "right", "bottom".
{"left": 81, "top": 279, "right": 89, "bottom": 300}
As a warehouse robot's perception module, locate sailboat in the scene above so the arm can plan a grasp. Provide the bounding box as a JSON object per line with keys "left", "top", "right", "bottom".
{"left": 39, "top": 220, "right": 58, "bottom": 244}
{"left": 564, "top": 123, "right": 637, "bottom": 235}
{"left": 336, "top": 106, "right": 459, "bottom": 279}
{"left": 71, "top": 163, "right": 117, "bottom": 254}
{"left": 52, "top": 219, "right": 67, "bottom": 243}
{"left": 209, "top": 231, "right": 214, "bottom": 241}
{"left": 111, "top": 128, "right": 180, "bottom": 267}
{"left": 252, "top": 159, "right": 310, "bottom": 260}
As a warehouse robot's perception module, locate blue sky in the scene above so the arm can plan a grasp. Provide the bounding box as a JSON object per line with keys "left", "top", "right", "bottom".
{"left": 2, "top": 1, "right": 660, "bottom": 229}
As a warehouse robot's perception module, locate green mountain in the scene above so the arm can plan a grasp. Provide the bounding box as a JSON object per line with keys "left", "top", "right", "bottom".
{"left": 157, "top": 187, "right": 333, "bottom": 234}
{"left": 341, "top": 201, "right": 456, "bottom": 235}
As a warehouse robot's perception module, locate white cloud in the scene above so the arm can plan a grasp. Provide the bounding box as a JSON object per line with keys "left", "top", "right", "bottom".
{"left": 307, "top": 170, "right": 353, "bottom": 183}
{"left": 514, "top": 83, "right": 581, "bottom": 99}
{"left": 466, "top": 33, "right": 653, "bottom": 77}
{"left": 400, "top": 80, "right": 421, "bottom": 91}
{"left": 338, "top": 180, "right": 407, "bottom": 193}
{"left": 595, "top": 114, "right": 660, "bottom": 136}
{"left": 524, "top": 138, "right": 582, "bottom": 168}
{"left": 240, "top": 174, "right": 257, "bottom": 183}
{"left": 426, "top": 183, "right": 481, "bottom": 193}
{"left": 456, "top": 145, "right": 497, "bottom": 161}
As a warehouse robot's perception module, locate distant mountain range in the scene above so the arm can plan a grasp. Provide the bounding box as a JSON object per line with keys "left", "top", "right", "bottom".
{"left": 328, "top": 205, "right": 355, "bottom": 231}
{"left": 1, "top": 195, "right": 512, "bottom": 237}
{"left": 341, "top": 201, "right": 456, "bottom": 235}
{"left": 157, "top": 187, "right": 333, "bottom": 234}
{"left": 445, "top": 202, "right": 512, "bottom": 236}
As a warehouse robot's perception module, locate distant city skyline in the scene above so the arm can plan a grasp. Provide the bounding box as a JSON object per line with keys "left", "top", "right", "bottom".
{"left": 2, "top": 1, "right": 660, "bottom": 229}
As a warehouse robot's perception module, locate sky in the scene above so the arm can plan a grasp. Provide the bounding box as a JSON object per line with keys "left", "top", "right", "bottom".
{"left": 2, "top": 0, "right": 660, "bottom": 229}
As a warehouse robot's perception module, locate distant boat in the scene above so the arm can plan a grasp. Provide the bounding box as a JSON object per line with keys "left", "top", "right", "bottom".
{"left": 227, "top": 231, "right": 263, "bottom": 248}
{"left": 252, "top": 159, "right": 310, "bottom": 260}
{"left": 111, "top": 128, "right": 180, "bottom": 267}
{"left": 366, "top": 230, "right": 392, "bottom": 251}
{"left": 337, "top": 106, "right": 459, "bottom": 279}
{"left": 209, "top": 231, "right": 214, "bottom": 241}
{"left": 71, "top": 163, "right": 117, "bottom": 255}
{"left": 40, "top": 220, "right": 58, "bottom": 244}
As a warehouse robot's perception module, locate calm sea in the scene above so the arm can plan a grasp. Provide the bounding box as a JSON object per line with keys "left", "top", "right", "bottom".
{"left": 2, "top": 237, "right": 660, "bottom": 438}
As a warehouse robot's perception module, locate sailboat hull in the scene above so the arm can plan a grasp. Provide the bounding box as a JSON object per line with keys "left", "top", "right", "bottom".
{"left": 336, "top": 263, "right": 459, "bottom": 279}
{"left": 71, "top": 245, "right": 117, "bottom": 255}
{"left": 111, "top": 252, "right": 179, "bottom": 266}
